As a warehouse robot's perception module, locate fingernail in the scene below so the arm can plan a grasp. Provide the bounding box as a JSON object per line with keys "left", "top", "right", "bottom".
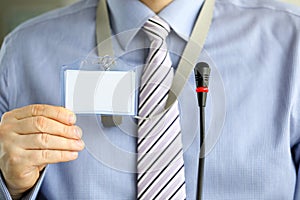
{"left": 71, "top": 152, "right": 78, "bottom": 158}
{"left": 75, "top": 126, "right": 82, "bottom": 138}
{"left": 76, "top": 140, "right": 85, "bottom": 147}
{"left": 69, "top": 114, "right": 76, "bottom": 124}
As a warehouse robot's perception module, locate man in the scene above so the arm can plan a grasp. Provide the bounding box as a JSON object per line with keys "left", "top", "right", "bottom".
{"left": 0, "top": 0, "right": 300, "bottom": 199}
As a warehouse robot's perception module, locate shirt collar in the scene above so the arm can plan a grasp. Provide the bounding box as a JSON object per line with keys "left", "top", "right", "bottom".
{"left": 159, "top": 0, "right": 205, "bottom": 41}
{"left": 107, "top": 0, "right": 204, "bottom": 50}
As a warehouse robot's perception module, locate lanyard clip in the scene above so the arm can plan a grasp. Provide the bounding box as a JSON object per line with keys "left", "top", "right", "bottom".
{"left": 100, "top": 55, "right": 116, "bottom": 71}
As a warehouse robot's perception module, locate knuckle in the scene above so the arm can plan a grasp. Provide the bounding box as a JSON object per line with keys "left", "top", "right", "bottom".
{"left": 34, "top": 116, "right": 46, "bottom": 132}
{"left": 7, "top": 153, "right": 20, "bottom": 166}
{"left": 41, "top": 150, "right": 50, "bottom": 161}
{"left": 56, "top": 107, "right": 64, "bottom": 120}
{"left": 0, "top": 124, "right": 12, "bottom": 138}
{"left": 38, "top": 133, "right": 49, "bottom": 149}
{"left": 31, "top": 104, "right": 46, "bottom": 116}
{"left": 1, "top": 111, "right": 12, "bottom": 121}
{"left": 62, "top": 125, "right": 71, "bottom": 137}
{"left": 59, "top": 151, "right": 65, "bottom": 161}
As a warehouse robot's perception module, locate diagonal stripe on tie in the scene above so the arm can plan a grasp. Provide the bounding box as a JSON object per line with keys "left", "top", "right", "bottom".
{"left": 137, "top": 15, "right": 186, "bottom": 200}
{"left": 139, "top": 67, "right": 172, "bottom": 111}
{"left": 138, "top": 114, "right": 180, "bottom": 157}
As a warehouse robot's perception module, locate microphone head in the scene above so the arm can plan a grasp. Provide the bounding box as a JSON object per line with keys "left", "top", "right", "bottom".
{"left": 194, "top": 62, "right": 211, "bottom": 107}
{"left": 194, "top": 62, "right": 211, "bottom": 88}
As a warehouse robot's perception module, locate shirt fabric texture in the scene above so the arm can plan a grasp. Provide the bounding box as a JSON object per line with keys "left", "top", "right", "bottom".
{"left": 0, "top": 0, "right": 300, "bottom": 199}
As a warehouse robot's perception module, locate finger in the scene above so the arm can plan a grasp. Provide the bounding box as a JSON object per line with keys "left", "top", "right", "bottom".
{"left": 14, "top": 117, "right": 82, "bottom": 139}
{"left": 18, "top": 133, "right": 85, "bottom": 151}
{"left": 12, "top": 104, "right": 76, "bottom": 125}
{"left": 26, "top": 150, "right": 79, "bottom": 166}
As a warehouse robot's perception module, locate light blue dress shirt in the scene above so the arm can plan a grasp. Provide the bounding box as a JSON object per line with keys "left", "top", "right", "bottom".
{"left": 0, "top": 0, "right": 300, "bottom": 199}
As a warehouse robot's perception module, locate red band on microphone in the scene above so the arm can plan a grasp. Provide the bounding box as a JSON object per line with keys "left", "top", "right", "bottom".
{"left": 196, "top": 87, "right": 209, "bottom": 93}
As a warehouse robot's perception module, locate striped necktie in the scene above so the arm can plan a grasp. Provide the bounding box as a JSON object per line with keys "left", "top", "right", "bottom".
{"left": 137, "top": 15, "right": 187, "bottom": 200}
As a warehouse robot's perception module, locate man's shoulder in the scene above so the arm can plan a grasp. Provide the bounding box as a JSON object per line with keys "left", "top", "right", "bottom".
{"left": 214, "top": 0, "right": 300, "bottom": 36}
{"left": 216, "top": 0, "right": 300, "bottom": 19}
{"left": 5, "top": 0, "right": 98, "bottom": 43}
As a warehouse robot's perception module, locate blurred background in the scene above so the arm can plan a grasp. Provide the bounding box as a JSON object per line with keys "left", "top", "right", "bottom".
{"left": 0, "top": 0, "right": 78, "bottom": 44}
{"left": 0, "top": 0, "right": 299, "bottom": 45}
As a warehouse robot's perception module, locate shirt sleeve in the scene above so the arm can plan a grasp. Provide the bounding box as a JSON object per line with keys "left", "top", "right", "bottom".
{"left": 0, "top": 36, "right": 10, "bottom": 116}
{"left": 291, "top": 40, "right": 300, "bottom": 199}
{"left": 291, "top": 105, "right": 300, "bottom": 200}
{"left": 293, "top": 144, "right": 300, "bottom": 200}
{"left": 0, "top": 167, "right": 48, "bottom": 200}
{"left": 0, "top": 35, "right": 47, "bottom": 199}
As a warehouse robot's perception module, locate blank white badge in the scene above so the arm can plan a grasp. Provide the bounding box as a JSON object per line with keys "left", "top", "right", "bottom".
{"left": 64, "top": 70, "right": 136, "bottom": 115}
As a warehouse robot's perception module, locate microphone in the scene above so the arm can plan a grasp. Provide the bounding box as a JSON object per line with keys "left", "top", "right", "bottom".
{"left": 194, "top": 62, "right": 211, "bottom": 107}
{"left": 194, "top": 62, "right": 210, "bottom": 200}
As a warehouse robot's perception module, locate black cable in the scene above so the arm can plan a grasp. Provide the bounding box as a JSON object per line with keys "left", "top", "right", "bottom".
{"left": 197, "top": 107, "right": 205, "bottom": 200}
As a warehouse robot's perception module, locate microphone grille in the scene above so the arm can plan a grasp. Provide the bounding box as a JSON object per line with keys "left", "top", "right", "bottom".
{"left": 203, "top": 74, "right": 210, "bottom": 82}
{"left": 194, "top": 62, "right": 211, "bottom": 87}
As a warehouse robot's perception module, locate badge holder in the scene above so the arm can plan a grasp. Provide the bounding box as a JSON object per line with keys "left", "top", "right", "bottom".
{"left": 61, "top": 56, "right": 137, "bottom": 125}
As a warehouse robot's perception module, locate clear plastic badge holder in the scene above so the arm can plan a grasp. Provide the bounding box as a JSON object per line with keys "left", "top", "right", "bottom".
{"left": 61, "top": 56, "right": 137, "bottom": 116}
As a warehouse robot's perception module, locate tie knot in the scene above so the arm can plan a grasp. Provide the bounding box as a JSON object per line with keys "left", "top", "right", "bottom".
{"left": 143, "top": 16, "right": 171, "bottom": 41}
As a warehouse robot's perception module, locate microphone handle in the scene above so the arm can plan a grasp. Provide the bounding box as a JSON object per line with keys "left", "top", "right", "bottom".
{"left": 197, "top": 106, "right": 205, "bottom": 200}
